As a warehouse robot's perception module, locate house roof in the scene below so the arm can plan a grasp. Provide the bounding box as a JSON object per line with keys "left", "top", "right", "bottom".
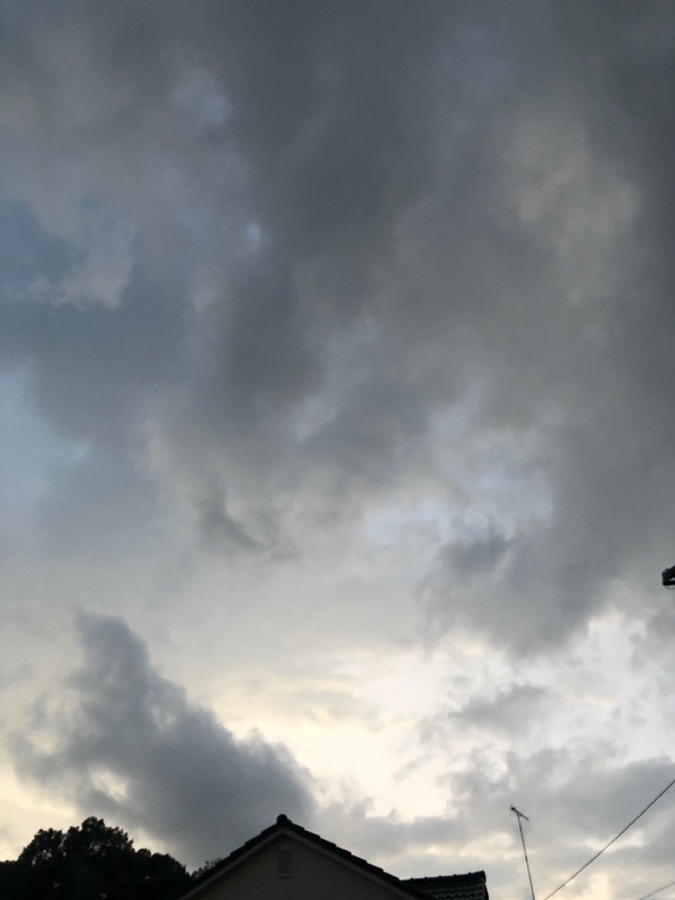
{"left": 404, "top": 873, "right": 489, "bottom": 900}
{"left": 179, "top": 814, "right": 488, "bottom": 900}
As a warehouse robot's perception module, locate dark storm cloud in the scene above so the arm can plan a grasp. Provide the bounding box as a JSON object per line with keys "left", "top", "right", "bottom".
{"left": 444, "top": 532, "right": 513, "bottom": 578}
{"left": 193, "top": 1, "right": 450, "bottom": 257}
{"left": 1, "top": 0, "right": 453, "bottom": 544}
{"left": 0, "top": 201, "right": 83, "bottom": 302}
{"left": 1, "top": 221, "right": 186, "bottom": 548}
{"left": 197, "top": 479, "right": 263, "bottom": 554}
{"left": 397, "top": 3, "right": 675, "bottom": 652}
{"left": 10, "top": 614, "right": 314, "bottom": 868}
{"left": 2, "top": 0, "right": 675, "bottom": 647}
{"left": 5, "top": 242, "right": 185, "bottom": 447}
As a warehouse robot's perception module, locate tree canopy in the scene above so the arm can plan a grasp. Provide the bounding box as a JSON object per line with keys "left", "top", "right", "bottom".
{"left": 0, "top": 817, "right": 191, "bottom": 899}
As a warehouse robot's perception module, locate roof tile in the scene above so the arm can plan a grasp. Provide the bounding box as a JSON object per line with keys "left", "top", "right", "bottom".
{"left": 403, "top": 872, "right": 489, "bottom": 900}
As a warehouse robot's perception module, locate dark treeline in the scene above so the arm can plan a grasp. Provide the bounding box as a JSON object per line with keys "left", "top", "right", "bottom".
{"left": 0, "top": 817, "right": 194, "bottom": 899}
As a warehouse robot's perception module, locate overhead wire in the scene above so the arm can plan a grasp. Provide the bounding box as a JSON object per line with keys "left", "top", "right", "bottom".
{"left": 633, "top": 878, "right": 675, "bottom": 900}
{"left": 542, "top": 773, "right": 675, "bottom": 900}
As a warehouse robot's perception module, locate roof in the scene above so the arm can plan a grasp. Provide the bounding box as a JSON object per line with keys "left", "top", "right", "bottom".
{"left": 404, "top": 873, "right": 489, "bottom": 900}
{"left": 179, "top": 815, "right": 489, "bottom": 900}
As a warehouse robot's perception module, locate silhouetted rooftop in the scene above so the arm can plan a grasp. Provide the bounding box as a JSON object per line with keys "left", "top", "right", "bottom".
{"left": 182, "top": 814, "right": 489, "bottom": 900}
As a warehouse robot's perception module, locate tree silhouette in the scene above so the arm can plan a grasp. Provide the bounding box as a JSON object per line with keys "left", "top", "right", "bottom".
{"left": 1, "top": 817, "right": 191, "bottom": 899}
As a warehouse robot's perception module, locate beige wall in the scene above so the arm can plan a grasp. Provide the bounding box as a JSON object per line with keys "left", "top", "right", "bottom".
{"left": 192, "top": 834, "right": 411, "bottom": 900}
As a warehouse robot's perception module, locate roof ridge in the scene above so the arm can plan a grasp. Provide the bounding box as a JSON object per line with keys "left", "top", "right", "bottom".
{"left": 403, "top": 870, "right": 489, "bottom": 900}
{"left": 269, "top": 816, "right": 431, "bottom": 898}
{"left": 178, "top": 815, "right": 486, "bottom": 900}
{"left": 404, "top": 872, "right": 487, "bottom": 881}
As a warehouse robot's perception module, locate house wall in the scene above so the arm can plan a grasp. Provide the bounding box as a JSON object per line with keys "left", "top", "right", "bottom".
{"left": 192, "top": 834, "right": 411, "bottom": 900}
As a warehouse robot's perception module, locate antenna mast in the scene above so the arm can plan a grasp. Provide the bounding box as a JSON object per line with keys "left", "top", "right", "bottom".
{"left": 511, "top": 806, "right": 536, "bottom": 900}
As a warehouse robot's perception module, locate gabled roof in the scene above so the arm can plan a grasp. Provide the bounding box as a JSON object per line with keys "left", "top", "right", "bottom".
{"left": 179, "top": 814, "right": 488, "bottom": 900}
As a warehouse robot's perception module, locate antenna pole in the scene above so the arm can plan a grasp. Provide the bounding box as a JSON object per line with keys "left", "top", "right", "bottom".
{"left": 511, "top": 806, "right": 536, "bottom": 900}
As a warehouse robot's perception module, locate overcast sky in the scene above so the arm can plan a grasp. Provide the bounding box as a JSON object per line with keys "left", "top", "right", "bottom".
{"left": 2, "top": 1, "right": 675, "bottom": 897}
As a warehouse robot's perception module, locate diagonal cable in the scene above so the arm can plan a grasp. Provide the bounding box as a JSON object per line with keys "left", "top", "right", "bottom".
{"left": 543, "top": 773, "right": 675, "bottom": 900}
{"left": 634, "top": 878, "right": 675, "bottom": 900}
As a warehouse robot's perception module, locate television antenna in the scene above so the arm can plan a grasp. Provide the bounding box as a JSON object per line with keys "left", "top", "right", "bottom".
{"left": 511, "top": 806, "right": 536, "bottom": 900}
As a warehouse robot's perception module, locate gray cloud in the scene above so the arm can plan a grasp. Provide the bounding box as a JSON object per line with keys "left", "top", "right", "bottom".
{"left": 439, "top": 747, "right": 675, "bottom": 897}
{"left": 1, "top": 1, "right": 666, "bottom": 651}
{"left": 444, "top": 532, "right": 514, "bottom": 579}
{"left": 197, "top": 478, "right": 264, "bottom": 554}
{"left": 10, "top": 614, "right": 314, "bottom": 868}
{"left": 1, "top": 0, "right": 455, "bottom": 555}
{"left": 0, "top": 201, "right": 83, "bottom": 303}
{"left": 2, "top": 3, "right": 675, "bottom": 893}
{"left": 448, "top": 683, "right": 548, "bottom": 735}
{"left": 4, "top": 0, "right": 672, "bottom": 567}
{"left": 318, "top": 801, "right": 467, "bottom": 872}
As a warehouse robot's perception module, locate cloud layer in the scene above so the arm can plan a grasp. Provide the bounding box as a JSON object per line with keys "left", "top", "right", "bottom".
{"left": 3, "top": 1, "right": 673, "bottom": 649}
{"left": 11, "top": 614, "right": 313, "bottom": 868}
{"left": 2, "top": 1, "right": 675, "bottom": 896}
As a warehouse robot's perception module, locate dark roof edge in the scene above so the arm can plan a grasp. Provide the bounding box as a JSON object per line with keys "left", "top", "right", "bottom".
{"left": 177, "top": 814, "right": 439, "bottom": 900}
{"left": 404, "top": 870, "right": 489, "bottom": 900}
{"left": 404, "top": 872, "right": 487, "bottom": 883}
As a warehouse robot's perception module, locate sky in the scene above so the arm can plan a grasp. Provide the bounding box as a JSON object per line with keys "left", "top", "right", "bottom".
{"left": 1, "top": 1, "right": 675, "bottom": 897}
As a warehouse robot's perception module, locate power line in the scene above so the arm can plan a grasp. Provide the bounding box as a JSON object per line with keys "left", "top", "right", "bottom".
{"left": 634, "top": 879, "right": 675, "bottom": 900}
{"left": 542, "top": 773, "right": 675, "bottom": 900}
